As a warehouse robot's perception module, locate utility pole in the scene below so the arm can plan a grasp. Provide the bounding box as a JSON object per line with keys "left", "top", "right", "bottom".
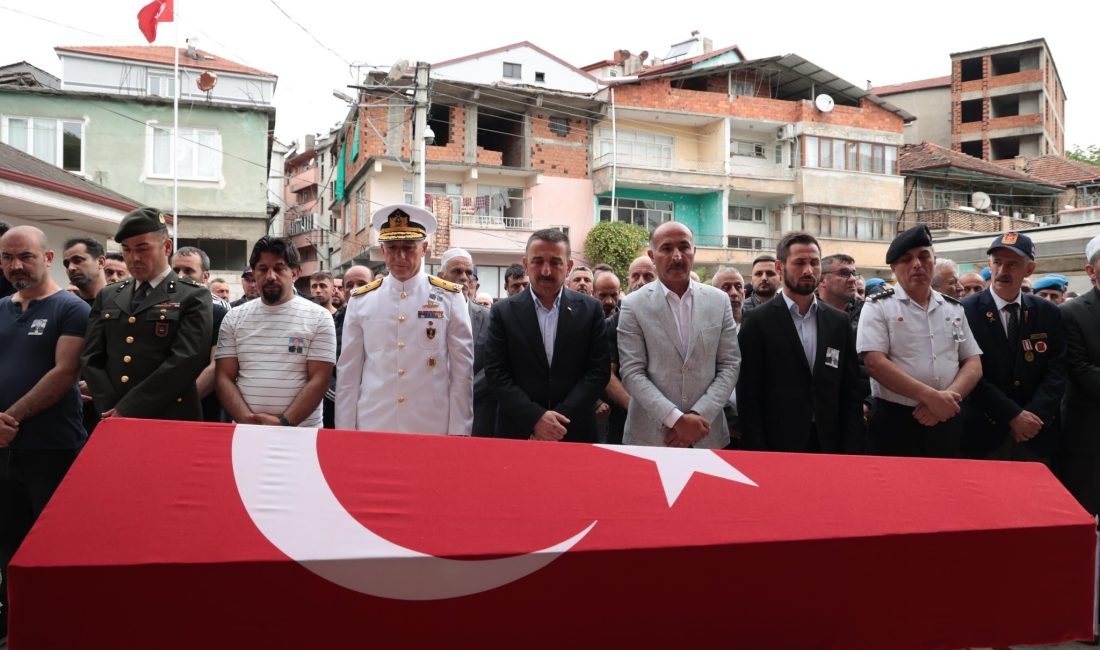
{"left": 413, "top": 61, "right": 430, "bottom": 209}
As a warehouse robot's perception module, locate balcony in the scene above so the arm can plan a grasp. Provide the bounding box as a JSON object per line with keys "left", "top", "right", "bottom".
{"left": 911, "top": 208, "right": 1037, "bottom": 234}
{"left": 287, "top": 166, "right": 318, "bottom": 194}
{"left": 452, "top": 213, "right": 536, "bottom": 230}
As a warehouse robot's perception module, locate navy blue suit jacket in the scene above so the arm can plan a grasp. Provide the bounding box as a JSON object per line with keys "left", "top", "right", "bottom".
{"left": 961, "top": 289, "right": 1067, "bottom": 457}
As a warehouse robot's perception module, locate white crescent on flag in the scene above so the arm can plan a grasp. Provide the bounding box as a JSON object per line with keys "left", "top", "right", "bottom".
{"left": 231, "top": 425, "right": 596, "bottom": 601}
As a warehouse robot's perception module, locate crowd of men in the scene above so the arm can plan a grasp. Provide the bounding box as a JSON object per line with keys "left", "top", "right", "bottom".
{"left": 2, "top": 202, "right": 1100, "bottom": 641}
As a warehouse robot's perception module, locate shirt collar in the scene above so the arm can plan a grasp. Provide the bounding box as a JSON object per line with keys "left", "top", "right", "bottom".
{"left": 529, "top": 284, "right": 563, "bottom": 311}
{"left": 658, "top": 279, "right": 694, "bottom": 300}
{"left": 990, "top": 288, "right": 1023, "bottom": 312}
{"left": 892, "top": 282, "right": 944, "bottom": 306}
{"left": 781, "top": 290, "right": 817, "bottom": 316}
{"left": 147, "top": 265, "right": 172, "bottom": 289}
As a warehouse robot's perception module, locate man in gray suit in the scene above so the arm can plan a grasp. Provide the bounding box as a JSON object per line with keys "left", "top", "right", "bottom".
{"left": 439, "top": 248, "right": 493, "bottom": 436}
{"left": 618, "top": 222, "right": 740, "bottom": 448}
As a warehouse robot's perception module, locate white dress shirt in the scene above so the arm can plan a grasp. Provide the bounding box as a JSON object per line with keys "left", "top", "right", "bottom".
{"left": 990, "top": 290, "right": 1023, "bottom": 338}
{"left": 531, "top": 285, "right": 563, "bottom": 367}
{"left": 659, "top": 280, "right": 695, "bottom": 428}
{"left": 781, "top": 291, "right": 819, "bottom": 374}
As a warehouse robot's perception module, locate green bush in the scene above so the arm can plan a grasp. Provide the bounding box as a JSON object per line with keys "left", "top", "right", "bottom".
{"left": 583, "top": 221, "right": 650, "bottom": 282}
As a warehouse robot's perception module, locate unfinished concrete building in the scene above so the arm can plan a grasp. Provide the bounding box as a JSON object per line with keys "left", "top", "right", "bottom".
{"left": 951, "top": 39, "right": 1065, "bottom": 162}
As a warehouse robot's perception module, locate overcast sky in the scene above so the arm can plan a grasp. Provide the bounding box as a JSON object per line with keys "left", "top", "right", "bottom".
{"left": 1, "top": 0, "right": 1095, "bottom": 152}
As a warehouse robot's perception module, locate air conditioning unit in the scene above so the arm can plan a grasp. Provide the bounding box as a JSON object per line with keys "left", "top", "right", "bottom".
{"left": 775, "top": 124, "right": 795, "bottom": 141}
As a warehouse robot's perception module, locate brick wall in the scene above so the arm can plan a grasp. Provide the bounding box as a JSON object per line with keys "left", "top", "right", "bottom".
{"left": 529, "top": 112, "right": 590, "bottom": 179}
{"left": 426, "top": 105, "right": 465, "bottom": 163}
{"left": 431, "top": 194, "right": 452, "bottom": 256}
{"left": 611, "top": 79, "right": 903, "bottom": 132}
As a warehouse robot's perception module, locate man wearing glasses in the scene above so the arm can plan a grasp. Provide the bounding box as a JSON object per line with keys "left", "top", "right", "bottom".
{"left": 819, "top": 253, "right": 863, "bottom": 331}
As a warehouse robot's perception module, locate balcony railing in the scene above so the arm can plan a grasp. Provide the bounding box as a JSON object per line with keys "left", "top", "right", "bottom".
{"left": 593, "top": 152, "right": 725, "bottom": 174}
{"left": 912, "top": 208, "right": 1037, "bottom": 233}
{"left": 287, "top": 166, "right": 318, "bottom": 194}
{"left": 453, "top": 213, "right": 536, "bottom": 230}
{"left": 288, "top": 214, "right": 316, "bottom": 235}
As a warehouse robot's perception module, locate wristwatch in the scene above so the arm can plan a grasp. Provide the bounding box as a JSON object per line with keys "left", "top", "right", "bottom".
{"left": 278, "top": 414, "right": 292, "bottom": 427}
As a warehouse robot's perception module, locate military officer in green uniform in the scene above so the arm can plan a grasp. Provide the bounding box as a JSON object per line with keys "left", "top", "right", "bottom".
{"left": 80, "top": 207, "right": 212, "bottom": 421}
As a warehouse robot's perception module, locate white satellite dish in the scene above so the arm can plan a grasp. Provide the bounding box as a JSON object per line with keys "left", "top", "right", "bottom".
{"left": 814, "top": 93, "right": 835, "bottom": 113}
{"left": 972, "top": 191, "right": 992, "bottom": 211}
{"left": 386, "top": 59, "right": 411, "bottom": 82}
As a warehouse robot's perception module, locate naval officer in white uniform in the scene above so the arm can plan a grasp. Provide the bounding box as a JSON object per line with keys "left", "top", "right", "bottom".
{"left": 335, "top": 204, "right": 474, "bottom": 435}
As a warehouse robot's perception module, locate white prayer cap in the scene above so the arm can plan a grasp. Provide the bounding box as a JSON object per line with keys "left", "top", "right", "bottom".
{"left": 1086, "top": 234, "right": 1100, "bottom": 264}
{"left": 440, "top": 247, "right": 474, "bottom": 269}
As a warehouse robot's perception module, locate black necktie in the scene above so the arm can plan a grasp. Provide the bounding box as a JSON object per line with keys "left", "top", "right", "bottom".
{"left": 1004, "top": 303, "right": 1019, "bottom": 342}
{"left": 131, "top": 282, "right": 150, "bottom": 311}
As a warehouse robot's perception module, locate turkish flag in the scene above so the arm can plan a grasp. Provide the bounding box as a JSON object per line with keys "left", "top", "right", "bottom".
{"left": 136, "top": 0, "right": 173, "bottom": 44}
{"left": 9, "top": 419, "right": 1097, "bottom": 649}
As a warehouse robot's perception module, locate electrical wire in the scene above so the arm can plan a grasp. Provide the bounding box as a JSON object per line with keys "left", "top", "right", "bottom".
{"left": 266, "top": 0, "right": 352, "bottom": 67}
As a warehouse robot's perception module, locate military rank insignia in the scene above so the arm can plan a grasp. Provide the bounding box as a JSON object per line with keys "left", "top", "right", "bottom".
{"left": 425, "top": 322, "right": 436, "bottom": 341}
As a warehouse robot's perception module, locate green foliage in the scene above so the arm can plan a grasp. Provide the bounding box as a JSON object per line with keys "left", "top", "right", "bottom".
{"left": 583, "top": 221, "right": 650, "bottom": 282}
{"left": 1067, "top": 145, "right": 1100, "bottom": 166}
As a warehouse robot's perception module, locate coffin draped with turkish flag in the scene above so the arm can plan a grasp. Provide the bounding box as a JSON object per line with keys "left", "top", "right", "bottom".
{"left": 10, "top": 419, "right": 1097, "bottom": 649}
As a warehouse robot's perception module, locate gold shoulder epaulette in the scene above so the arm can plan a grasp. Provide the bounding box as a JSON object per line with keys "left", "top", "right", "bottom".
{"left": 869, "top": 287, "right": 895, "bottom": 302}
{"left": 428, "top": 276, "right": 462, "bottom": 293}
{"left": 352, "top": 278, "right": 383, "bottom": 297}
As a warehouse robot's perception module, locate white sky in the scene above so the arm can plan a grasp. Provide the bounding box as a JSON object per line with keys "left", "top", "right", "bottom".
{"left": 1, "top": 0, "right": 1095, "bottom": 152}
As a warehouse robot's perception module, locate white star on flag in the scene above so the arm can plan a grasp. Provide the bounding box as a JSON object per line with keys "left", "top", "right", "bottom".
{"left": 596, "top": 445, "right": 757, "bottom": 507}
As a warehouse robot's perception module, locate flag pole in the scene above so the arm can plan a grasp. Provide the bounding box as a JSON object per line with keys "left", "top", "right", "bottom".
{"left": 171, "top": 1, "right": 179, "bottom": 250}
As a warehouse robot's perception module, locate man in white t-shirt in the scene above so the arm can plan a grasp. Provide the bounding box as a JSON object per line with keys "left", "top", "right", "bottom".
{"left": 215, "top": 237, "right": 336, "bottom": 428}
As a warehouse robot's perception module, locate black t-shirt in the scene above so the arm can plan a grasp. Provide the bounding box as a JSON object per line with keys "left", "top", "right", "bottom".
{"left": 0, "top": 291, "right": 90, "bottom": 448}
{"left": 201, "top": 298, "right": 230, "bottom": 422}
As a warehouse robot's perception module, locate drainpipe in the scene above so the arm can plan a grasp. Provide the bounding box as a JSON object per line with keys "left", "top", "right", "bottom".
{"left": 611, "top": 87, "right": 617, "bottom": 221}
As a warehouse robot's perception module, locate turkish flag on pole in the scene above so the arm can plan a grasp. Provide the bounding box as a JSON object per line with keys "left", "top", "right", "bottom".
{"left": 136, "top": 0, "right": 174, "bottom": 43}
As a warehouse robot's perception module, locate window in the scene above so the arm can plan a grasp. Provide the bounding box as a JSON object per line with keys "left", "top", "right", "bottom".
{"left": 356, "top": 188, "right": 366, "bottom": 232}
{"left": 535, "top": 71, "right": 546, "bottom": 83}
{"left": 728, "top": 235, "right": 765, "bottom": 250}
{"left": 2, "top": 116, "right": 85, "bottom": 173}
{"left": 148, "top": 125, "right": 221, "bottom": 181}
{"left": 732, "top": 140, "right": 766, "bottom": 158}
{"left": 475, "top": 185, "right": 526, "bottom": 225}
{"left": 597, "top": 197, "right": 673, "bottom": 231}
{"left": 791, "top": 204, "right": 898, "bottom": 242}
{"left": 148, "top": 74, "right": 176, "bottom": 98}
{"left": 503, "top": 62, "right": 521, "bottom": 79}
{"left": 404, "top": 180, "right": 462, "bottom": 216}
{"left": 177, "top": 238, "right": 247, "bottom": 270}
{"left": 728, "top": 205, "right": 764, "bottom": 222}
{"left": 548, "top": 116, "right": 570, "bottom": 137}
{"left": 598, "top": 128, "right": 673, "bottom": 168}
{"left": 801, "top": 135, "right": 898, "bottom": 175}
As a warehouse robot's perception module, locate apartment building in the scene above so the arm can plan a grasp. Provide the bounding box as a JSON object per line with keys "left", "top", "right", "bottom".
{"left": 332, "top": 42, "right": 602, "bottom": 296}
{"left": 593, "top": 48, "right": 913, "bottom": 271}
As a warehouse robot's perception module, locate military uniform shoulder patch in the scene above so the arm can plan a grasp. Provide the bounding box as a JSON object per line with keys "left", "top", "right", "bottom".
{"left": 869, "top": 287, "right": 895, "bottom": 302}
{"left": 352, "top": 278, "right": 383, "bottom": 297}
{"left": 428, "top": 276, "right": 462, "bottom": 293}
{"left": 179, "top": 277, "right": 204, "bottom": 288}
{"left": 110, "top": 280, "right": 131, "bottom": 291}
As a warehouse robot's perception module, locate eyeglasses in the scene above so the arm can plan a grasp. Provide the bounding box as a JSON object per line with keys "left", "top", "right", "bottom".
{"left": 823, "top": 269, "right": 861, "bottom": 279}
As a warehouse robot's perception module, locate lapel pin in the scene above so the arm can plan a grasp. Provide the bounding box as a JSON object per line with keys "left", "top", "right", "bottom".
{"left": 985, "top": 311, "right": 994, "bottom": 319}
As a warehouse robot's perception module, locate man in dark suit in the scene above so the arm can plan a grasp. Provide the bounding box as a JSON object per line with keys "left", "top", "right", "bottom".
{"left": 80, "top": 207, "right": 212, "bottom": 422}
{"left": 1058, "top": 235, "right": 1100, "bottom": 515}
{"left": 737, "top": 232, "right": 862, "bottom": 453}
{"left": 961, "top": 233, "right": 1066, "bottom": 463}
{"left": 484, "top": 229, "right": 609, "bottom": 443}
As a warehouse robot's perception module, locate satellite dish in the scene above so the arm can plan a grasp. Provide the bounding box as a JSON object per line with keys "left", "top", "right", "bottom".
{"left": 386, "top": 59, "right": 411, "bottom": 82}
{"left": 196, "top": 71, "right": 218, "bottom": 92}
{"left": 972, "top": 191, "right": 992, "bottom": 211}
{"left": 814, "top": 94, "right": 835, "bottom": 113}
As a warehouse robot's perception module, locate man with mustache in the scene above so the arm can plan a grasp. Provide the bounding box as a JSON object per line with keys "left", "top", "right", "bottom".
{"left": 80, "top": 207, "right": 212, "bottom": 422}
{"left": 856, "top": 224, "right": 983, "bottom": 458}
{"left": 618, "top": 222, "right": 739, "bottom": 448}
{"left": 960, "top": 232, "right": 1065, "bottom": 465}
{"left": 61, "top": 237, "right": 107, "bottom": 305}
{"left": 0, "top": 226, "right": 90, "bottom": 642}
{"left": 484, "top": 228, "right": 608, "bottom": 442}
{"left": 737, "top": 233, "right": 862, "bottom": 453}
{"left": 217, "top": 237, "right": 336, "bottom": 429}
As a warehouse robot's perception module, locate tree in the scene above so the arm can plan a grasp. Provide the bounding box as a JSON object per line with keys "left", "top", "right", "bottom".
{"left": 1067, "top": 145, "right": 1100, "bottom": 167}
{"left": 583, "top": 221, "right": 649, "bottom": 282}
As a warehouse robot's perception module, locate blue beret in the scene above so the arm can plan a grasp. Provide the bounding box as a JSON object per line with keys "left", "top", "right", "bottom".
{"left": 1032, "top": 274, "right": 1068, "bottom": 292}
{"left": 980, "top": 267, "right": 992, "bottom": 281}
{"left": 865, "top": 277, "right": 887, "bottom": 288}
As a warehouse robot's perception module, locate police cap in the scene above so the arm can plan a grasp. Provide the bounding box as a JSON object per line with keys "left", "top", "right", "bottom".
{"left": 885, "top": 225, "right": 933, "bottom": 265}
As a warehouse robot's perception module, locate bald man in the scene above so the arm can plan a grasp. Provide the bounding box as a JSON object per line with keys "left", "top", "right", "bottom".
{"left": 627, "top": 255, "right": 657, "bottom": 293}
{"left": 1, "top": 226, "right": 91, "bottom": 635}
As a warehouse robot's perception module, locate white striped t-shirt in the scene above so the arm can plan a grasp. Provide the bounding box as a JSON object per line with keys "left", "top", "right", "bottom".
{"left": 216, "top": 295, "right": 336, "bottom": 427}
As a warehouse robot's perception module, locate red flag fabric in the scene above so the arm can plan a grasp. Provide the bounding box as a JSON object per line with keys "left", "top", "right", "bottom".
{"left": 9, "top": 419, "right": 1098, "bottom": 649}
{"left": 136, "top": 0, "right": 173, "bottom": 44}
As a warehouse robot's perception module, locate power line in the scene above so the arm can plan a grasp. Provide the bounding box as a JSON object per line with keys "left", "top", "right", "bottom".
{"left": 0, "top": 4, "right": 107, "bottom": 37}
{"left": 266, "top": 0, "right": 352, "bottom": 67}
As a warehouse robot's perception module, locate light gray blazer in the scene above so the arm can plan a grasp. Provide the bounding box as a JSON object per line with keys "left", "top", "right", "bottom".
{"left": 618, "top": 280, "right": 740, "bottom": 448}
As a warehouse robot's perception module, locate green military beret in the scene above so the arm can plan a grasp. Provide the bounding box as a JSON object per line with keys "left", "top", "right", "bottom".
{"left": 116, "top": 206, "right": 168, "bottom": 243}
